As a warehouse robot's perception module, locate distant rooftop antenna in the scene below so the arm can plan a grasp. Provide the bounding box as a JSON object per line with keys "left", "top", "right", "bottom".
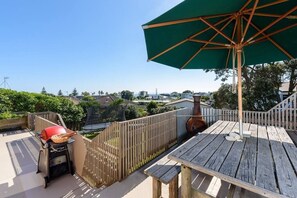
{"left": 0, "top": 77, "right": 10, "bottom": 89}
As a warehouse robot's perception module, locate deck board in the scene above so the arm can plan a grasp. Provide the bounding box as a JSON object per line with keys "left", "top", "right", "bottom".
{"left": 266, "top": 126, "right": 297, "bottom": 197}
{"left": 180, "top": 121, "right": 228, "bottom": 162}
{"left": 236, "top": 124, "right": 257, "bottom": 184}
{"left": 219, "top": 123, "right": 249, "bottom": 177}
{"left": 204, "top": 122, "right": 236, "bottom": 171}
{"left": 191, "top": 122, "right": 235, "bottom": 166}
{"left": 256, "top": 126, "right": 277, "bottom": 192}
{"left": 276, "top": 127, "right": 297, "bottom": 174}
{"left": 169, "top": 120, "right": 223, "bottom": 159}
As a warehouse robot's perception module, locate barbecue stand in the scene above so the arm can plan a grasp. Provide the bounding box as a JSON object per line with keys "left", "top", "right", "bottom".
{"left": 36, "top": 126, "right": 75, "bottom": 188}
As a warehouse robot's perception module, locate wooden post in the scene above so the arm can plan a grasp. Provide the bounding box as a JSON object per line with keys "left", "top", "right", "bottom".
{"left": 227, "top": 184, "right": 236, "bottom": 198}
{"left": 237, "top": 48, "right": 243, "bottom": 138}
{"left": 152, "top": 178, "right": 161, "bottom": 198}
{"left": 169, "top": 175, "right": 178, "bottom": 198}
{"left": 181, "top": 165, "right": 192, "bottom": 198}
{"left": 236, "top": 14, "right": 243, "bottom": 138}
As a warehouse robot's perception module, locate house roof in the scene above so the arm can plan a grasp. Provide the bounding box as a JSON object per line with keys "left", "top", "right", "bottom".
{"left": 166, "top": 98, "right": 209, "bottom": 107}
{"left": 279, "top": 82, "right": 297, "bottom": 92}
{"left": 64, "top": 96, "right": 81, "bottom": 105}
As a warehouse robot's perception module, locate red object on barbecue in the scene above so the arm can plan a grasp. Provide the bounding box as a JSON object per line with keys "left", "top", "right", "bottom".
{"left": 40, "top": 126, "right": 67, "bottom": 141}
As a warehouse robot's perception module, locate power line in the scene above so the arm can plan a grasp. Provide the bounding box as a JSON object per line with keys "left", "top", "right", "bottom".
{"left": 0, "top": 77, "right": 10, "bottom": 89}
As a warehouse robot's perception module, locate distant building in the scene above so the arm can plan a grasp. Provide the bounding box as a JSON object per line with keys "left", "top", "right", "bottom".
{"left": 97, "top": 95, "right": 117, "bottom": 107}
{"left": 63, "top": 96, "right": 80, "bottom": 105}
{"left": 279, "top": 82, "right": 297, "bottom": 101}
{"left": 166, "top": 98, "right": 210, "bottom": 109}
{"left": 139, "top": 91, "right": 148, "bottom": 98}
{"left": 181, "top": 92, "right": 193, "bottom": 99}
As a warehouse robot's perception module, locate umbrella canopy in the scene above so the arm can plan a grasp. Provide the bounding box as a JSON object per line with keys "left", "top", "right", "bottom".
{"left": 143, "top": 0, "right": 297, "bottom": 138}
{"left": 143, "top": 0, "right": 297, "bottom": 69}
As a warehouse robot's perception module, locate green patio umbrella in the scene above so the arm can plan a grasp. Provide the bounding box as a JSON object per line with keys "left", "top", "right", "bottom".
{"left": 143, "top": 0, "right": 297, "bottom": 138}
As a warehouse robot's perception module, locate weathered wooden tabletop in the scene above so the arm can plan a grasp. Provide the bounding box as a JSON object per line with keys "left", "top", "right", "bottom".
{"left": 168, "top": 120, "right": 297, "bottom": 198}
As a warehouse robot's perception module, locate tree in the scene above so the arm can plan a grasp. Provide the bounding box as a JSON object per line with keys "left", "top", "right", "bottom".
{"left": 11, "top": 91, "right": 37, "bottom": 112}
{"left": 121, "top": 90, "right": 133, "bottom": 101}
{"left": 147, "top": 101, "right": 158, "bottom": 114}
{"left": 58, "top": 90, "right": 63, "bottom": 96}
{"left": 72, "top": 88, "right": 78, "bottom": 96}
{"left": 58, "top": 98, "right": 84, "bottom": 122}
{"left": 213, "top": 84, "right": 238, "bottom": 109}
{"left": 101, "top": 99, "right": 124, "bottom": 122}
{"left": 170, "top": 92, "right": 180, "bottom": 97}
{"left": 41, "top": 87, "right": 47, "bottom": 94}
{"left": 81, "top": 91, "right": 90, "bottom": 96}
{"left": 79, "top": 95, "right": 100, "bottom": 114}
{"left": 0, "top": 91, "right": 12, "bottom": 113}
{"left": 125, "top": 105, "right": 139, "bottom": 120}
{"left": 182, "top": 90, "right": 193, "bottom": 94}
{"left": 209, "top": 63, "right": 284, "bottom": 111}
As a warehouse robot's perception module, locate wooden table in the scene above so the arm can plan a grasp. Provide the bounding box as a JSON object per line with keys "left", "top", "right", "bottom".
{"left": 168, "top": 120, "right": 297, "bottom": 198}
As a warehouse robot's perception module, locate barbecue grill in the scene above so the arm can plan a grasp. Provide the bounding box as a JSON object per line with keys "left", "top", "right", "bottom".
{"left": 36, "top": 126, "right": 75, "bottom": 188}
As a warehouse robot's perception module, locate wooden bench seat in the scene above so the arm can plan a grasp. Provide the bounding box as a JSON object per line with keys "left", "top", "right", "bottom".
{"left": 144, "top": 155, "right": 181, "bottom": 198}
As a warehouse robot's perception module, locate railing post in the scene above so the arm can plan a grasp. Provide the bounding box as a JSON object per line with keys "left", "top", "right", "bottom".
{"left": 118, "top": 122, "right": 123, "bottom": 180}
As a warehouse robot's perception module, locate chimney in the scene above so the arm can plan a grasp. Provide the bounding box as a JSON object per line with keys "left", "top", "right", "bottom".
{"left": 186, "top": 95, "right": 207, "bottom": 136}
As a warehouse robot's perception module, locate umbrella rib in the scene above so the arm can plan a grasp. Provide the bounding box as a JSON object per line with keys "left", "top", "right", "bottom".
{"left": 240, "top": 0, "right": 254, "bottom": 12}
{"left": 241, "top": 0, "right": 259, "bottom": 43}
{"left": 180, "top": 17, "right": 234, "bottom": 70}
{"left": 226, "top": 18, "right": 239, "bottom": 68}
{"left": 189, "top": 39, "right": 231, "bottom": 47}
{"left": 243, "top": 0, "right": 288, "bottom": 13}
{"left": 148, "top": 16, "right": 232, "bottom": 62}
{"left": 245, "top": 12, "right": 297, "bottom": 19}
{"left": 251, "top": 23, "right": 297, "bottom": 44}
{"left": 200, "top": 18, "right": 236, "bottom": 45}
{"left": 204, "top": 46, "right": 232, "bottom": 50}
{"left": 243, "top": 16, "right": 294, "bottom": 59}
{"left": 244, "top": 5, "right": 297, "bottom": 44}
{"left": 142, "top": 13, "right": 232, "bottom": 29}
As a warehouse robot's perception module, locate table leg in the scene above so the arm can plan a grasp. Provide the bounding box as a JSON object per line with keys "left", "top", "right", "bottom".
{"left": 227, "top": 184, "right": 236, "bottom": 198}
{"left": 169, "top": 175, "right": 178, "bottom": 198}
{"left": 152, "top": 178, "right": 161, "bottom": 198}
{"left": 181, "top": 164, "right": 192, "bottom": 198}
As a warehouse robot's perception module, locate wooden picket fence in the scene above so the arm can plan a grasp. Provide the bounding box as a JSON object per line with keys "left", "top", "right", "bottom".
{"left": 28, "top": 111, "right": 59, "bottom": 130}
{"left": 81, "top": 109, "right": 179, "bottom": 187}
{"left": 200, "top": 92, "right": 297, "bottom": 131}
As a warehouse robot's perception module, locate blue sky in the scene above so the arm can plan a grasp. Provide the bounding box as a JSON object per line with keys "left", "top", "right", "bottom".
{"left": 0, "top": 0, "right": 226, "bottom": 95}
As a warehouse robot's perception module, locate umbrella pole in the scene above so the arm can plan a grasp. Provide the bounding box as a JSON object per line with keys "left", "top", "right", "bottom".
{"left": 237, "top": 48, "right": 243, "bottom": 138}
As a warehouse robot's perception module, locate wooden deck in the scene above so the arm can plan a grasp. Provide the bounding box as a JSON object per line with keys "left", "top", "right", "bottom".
{"left": 168, "top": 120, "right": 297, "bottom": 198}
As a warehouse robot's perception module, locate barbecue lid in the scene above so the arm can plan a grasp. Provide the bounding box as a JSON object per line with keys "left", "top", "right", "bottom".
{"left": 40, "top": 126, "right": 66, "bottom": 141}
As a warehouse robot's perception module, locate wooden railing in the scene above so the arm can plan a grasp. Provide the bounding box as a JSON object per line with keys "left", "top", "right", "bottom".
{"left": 28, "top": 111, "right": 58, "bottom": 130}
{"left": 267, "top": 92, "right": 297, "bottom": 131}
{"left": 82, "top": 122, "right": 120, "bottom": 186}
{"left": 0, "top": 116, "right": 27, "bottom": 130}
{"left": 81, "top": 110, "right": 179, "bottom": 187}
{"left": 118, "top": 110, "right": 177, "bottom": 179}
{"left": 34, "top": 116, "right": 59, "bottom": 132}
{"left": 200, "top": 93, "right": 297, "bottom": 131}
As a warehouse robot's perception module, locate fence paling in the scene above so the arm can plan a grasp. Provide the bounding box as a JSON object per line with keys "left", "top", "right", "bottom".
{"left": 117, "top": 111, "right": 177, "bottom": 179}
